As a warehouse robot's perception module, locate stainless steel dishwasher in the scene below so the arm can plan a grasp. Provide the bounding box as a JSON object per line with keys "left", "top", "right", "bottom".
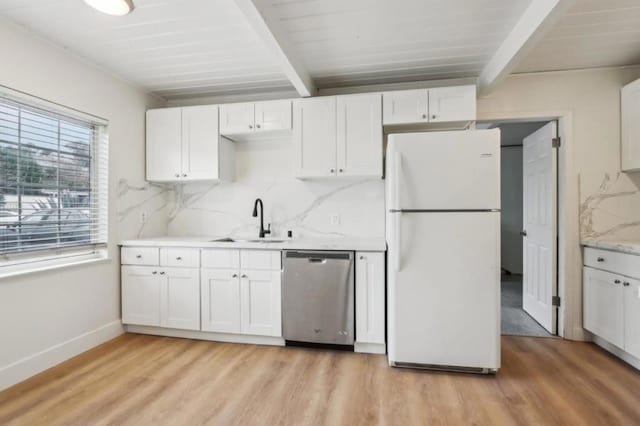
{"left": 282, "top": 251, "right": 354, "bottom": 347}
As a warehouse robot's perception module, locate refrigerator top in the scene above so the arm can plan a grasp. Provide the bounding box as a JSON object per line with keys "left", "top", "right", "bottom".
{"left": 386, "top": 129, "right": 500, "bottom": 211}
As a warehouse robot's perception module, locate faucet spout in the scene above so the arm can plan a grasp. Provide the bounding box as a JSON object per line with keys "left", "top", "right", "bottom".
{"left": 252, "top": 198, "right": 271, "bottom": 238}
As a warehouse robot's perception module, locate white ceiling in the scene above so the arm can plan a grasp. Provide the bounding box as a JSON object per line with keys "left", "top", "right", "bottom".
{"left": 1, "top": 0, "right": 640, "bottom": 100}
{"left": 516, "top": 0, "right": 640, "bottom": 72}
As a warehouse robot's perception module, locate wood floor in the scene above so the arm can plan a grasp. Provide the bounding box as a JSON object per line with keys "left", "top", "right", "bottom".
{"left": 1, "top": 334, "right": 639, "bottom": 425}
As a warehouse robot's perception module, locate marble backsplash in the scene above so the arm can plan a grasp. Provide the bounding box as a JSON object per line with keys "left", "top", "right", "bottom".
{"left": 116, "top": 138, "right": 386, "bottom": 241}
{"left": 579, "top": 170, "right": 640, "bottom": 241}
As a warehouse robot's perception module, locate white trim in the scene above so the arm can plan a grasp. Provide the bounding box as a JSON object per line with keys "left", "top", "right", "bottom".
{"left": 125, "top": 325, "right": 286, "bottom": 346}
{"left": 355, "top": 342, "right": 386, "bottom": 355}
{"left": 592, "top": 335, "right": 640, "bottom": 371}
{"left": 0, "top": 320, "right": 123, "bottom": 391}
{"left": 0, "top": 250, "right": 110, "bottom": 281}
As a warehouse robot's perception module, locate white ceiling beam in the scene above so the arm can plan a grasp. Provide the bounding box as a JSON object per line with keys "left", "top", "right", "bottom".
{"left": 478, "top": 0, "right": 573, "bottom": 95}
{"left": 233, "top": 0, "right": 317, "bottom": 97}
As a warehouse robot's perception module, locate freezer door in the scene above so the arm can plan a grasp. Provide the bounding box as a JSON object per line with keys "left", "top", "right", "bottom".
{"left": 387, "top": 211, "right": 500, "bottom": 370}
{"left": 386, "top": 130, "right": 500, "bottom": 211}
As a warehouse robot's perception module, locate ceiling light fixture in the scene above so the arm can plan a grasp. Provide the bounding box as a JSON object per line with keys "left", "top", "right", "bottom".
{"left": 83, "top": 0, "right": 134, "bottom": 16}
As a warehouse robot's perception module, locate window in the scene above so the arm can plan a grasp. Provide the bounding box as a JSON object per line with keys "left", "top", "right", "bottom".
{"left": 0, "top": 92, "right": 108, "bottom": 263}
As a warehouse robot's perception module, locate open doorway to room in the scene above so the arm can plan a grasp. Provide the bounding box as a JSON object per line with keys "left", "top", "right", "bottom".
{"left": 479, "top": 120, "right": 559, "bottom": 337}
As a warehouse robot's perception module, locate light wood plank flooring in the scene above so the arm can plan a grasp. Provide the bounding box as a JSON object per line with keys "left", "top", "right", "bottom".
{"left": 1, "top": 334, "right": 639, "bottom": 425}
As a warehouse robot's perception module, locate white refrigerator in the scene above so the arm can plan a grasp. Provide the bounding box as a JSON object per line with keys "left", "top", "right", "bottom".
{"left": 386, "top": 129, "right": 501, "bottom": 373}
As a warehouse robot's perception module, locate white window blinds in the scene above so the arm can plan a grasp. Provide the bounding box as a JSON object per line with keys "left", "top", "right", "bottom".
{"left": 0, "top": 95, "right": 108, "bottom": 257}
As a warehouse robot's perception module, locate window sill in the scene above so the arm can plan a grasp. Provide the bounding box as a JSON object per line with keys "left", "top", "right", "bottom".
{"left": 0, "top": 251, "right": 111, "bottom": 280}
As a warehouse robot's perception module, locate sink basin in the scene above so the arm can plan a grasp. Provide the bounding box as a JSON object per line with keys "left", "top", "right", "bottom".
{"left": 210, "top": 237, "right": 285, "bottom": 243}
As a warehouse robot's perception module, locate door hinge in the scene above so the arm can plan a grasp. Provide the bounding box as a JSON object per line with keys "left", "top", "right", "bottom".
{"left": 552, "top": 296, "right": 561, "bottom": 307}
{"left": 552, "top": 137, "right": 561, "bottom": 148}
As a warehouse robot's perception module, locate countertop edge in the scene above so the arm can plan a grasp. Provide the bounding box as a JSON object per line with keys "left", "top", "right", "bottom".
{"left": 581, "top": 239, "right": 640, "bottom": 256}
{"left": 118, "top": 238, "right": 387, "bottom": 252}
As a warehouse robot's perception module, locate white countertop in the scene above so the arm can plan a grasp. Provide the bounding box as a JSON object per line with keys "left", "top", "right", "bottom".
{"left": 582, "top": 238, "right": 640, "bottom": 256}
{"left": 119, "top": 236, "right": 387, "bottom": 252}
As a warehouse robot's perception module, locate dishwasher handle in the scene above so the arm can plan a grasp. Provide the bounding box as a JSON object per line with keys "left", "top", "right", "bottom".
{"left": 284, "top": 251, "right": 352, "bottom": 261}
{"left": 308, "top": 258, "right": 327, "bottom": 264}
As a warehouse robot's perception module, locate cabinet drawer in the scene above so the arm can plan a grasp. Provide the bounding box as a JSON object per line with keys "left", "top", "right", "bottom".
{"left": 240, "top": 250, "right": 281, "bottom": 271}
{"left": 584, "top": 247, "right": 640, "bottom": 278}
{"left": 160, "top": 248, "right": 200, "bottom": 268}
{"left": 201, "top": 249, "right": 240, "bottom": 269}
{"left": 121, "top": 247, "right": 159, "bottom": 266}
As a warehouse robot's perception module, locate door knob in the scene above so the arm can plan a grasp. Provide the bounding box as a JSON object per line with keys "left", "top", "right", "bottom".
{"left": 520, "top": 231, "right": 527, "bottom": 237}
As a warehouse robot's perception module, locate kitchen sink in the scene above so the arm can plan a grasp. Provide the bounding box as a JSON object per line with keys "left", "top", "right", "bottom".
{"left": 210, "top": 237, "right": 285, "bottom": 243}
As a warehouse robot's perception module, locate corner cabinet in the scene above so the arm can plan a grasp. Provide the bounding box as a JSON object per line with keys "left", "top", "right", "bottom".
{"left": 621, "top": 78, "right": 640, "bottom": 172}
{"left": 146, "top": 105, "right": 234, "bottom": 182}
{"left": 293, "top": 94, "right": 382, "bottom": 179}
{"left": 583, "top": 246, "right": 640, "bottom": 365}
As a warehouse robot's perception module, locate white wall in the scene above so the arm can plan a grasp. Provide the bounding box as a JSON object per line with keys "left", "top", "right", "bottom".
{"left": 0, "top": 18, "right": 165, "bottom": 390}
{"left": 500, "top": 146, "right": 523, "bottom": 274}
{"left": 478, "top": 66, "right": 640, "bottom": 339}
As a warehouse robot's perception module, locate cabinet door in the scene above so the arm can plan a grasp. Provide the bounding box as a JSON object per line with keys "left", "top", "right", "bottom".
{"left": 624, "top": 277, "right": 640, "bottom": 359}
{"left": 621, "top": 78, "right": 640, "bottom": 171}
{"left": 201, "top": 269, "right": 241, "bottom": 333}
{"left": 583, "top": 267, "right": 625, "bottom": 348}
{"left": 219, "top": 102, "right": 255, "bottom": 135}
{"left": 122, "top": 266, "right": 161, "bottom": 326}
{"left": 292, "top": 97, "right": 337, "bottom": 178}
{"left": 337, "top": 93, "right": 382, "bottom": 178}
{"left": 181, "top": 105, "right": 220, "bottom": 181}
{"left": 240, "top": 270, "right": 282, "bottom": 337}
{"left": 255, "top": 100, "right": 292, "bottom": 132}
{"left": 160, "top": 267, "right": 200, "bottom": 330}
{"left": 382, "top": 89, "right": 429, "bottom": 125}
{"left": 355, "top": 252, "right": 385, "bottom": 344}
{"left": 428, "top": 86, "right": 476, "bottom": 123}
{"left": 146, "top": 108, "right": 182, "bottom": 181}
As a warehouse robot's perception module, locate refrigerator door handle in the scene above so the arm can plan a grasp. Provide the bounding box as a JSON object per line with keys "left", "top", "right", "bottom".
{"left": 395, "top": 212, "right": 401, "bottom": 271}
{"left": 394, "top": 151, "right": 402, "bottom": 210}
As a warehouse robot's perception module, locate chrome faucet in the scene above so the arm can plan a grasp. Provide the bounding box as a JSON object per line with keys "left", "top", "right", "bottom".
{"left": 252, "top": 198, "right": 271, "bottom": 238}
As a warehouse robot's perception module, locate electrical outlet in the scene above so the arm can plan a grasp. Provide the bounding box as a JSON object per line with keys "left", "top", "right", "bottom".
{"left": 140, "top": 211, "right": 147, "bottom": 224}
{"left": 330, "top": 214, "right": 340, "bottom": 225}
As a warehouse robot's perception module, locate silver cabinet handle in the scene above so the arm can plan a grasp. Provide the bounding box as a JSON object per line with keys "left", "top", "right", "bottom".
{"left": 160, "top": 271, "right": 165, "bottom": 275}
{"left": 614, "top": 279, "right": 621, "bottom": 284}
{"left": 597, "top": 257, "right": 605, "bottom": 262}
{"left": 136, "top": 254, "right": 142, "bottom": 259}
{"left": 232, "top": 273, "right": 238, "bottom": 278}
{"left": 623, "top": 282, "right": 630, "bottom": 287}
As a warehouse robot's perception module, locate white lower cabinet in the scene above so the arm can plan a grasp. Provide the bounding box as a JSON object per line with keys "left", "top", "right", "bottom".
{"left": 583, "top": 267, "right": 624, "bottom": 348}
{"left": 355, "top": 252, "right": 385, "bottom": 350}
{"left": 624, "top": 277, "right": 640, "bottom": 359}
{"left": 201, "top": 269, "right": 241, "bottom": 333}
{"left": 240, "top": 270, "right": 282, "bottom": 337}
{"left": 122, "top": 265, "right": 200, "bottom": 330}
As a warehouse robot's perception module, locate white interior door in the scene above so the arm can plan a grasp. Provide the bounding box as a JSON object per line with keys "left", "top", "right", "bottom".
{"left": 522, "top": 121, "right": 557, "bottom": 334}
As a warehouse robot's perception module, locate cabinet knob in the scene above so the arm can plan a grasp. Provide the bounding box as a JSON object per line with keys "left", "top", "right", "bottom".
{"left": 232, "top": 274, "right": 238, "bottom": 278}
{"left": 152, "top": 271, "right": 157, "bottom": 275}
{"left": 249, "top": 125, "right": 253, "bottom": 129}
{"left": 422, "top": 113, "right": 427, "bottom": 119}
{"left": 175, "top": 173, "right": 180, "bottom": 178}
{"left": 330, "top": 169, "right": 335, "bottom": 174}
{"left": 432, "top": 114, "right": 437, "bottom": 119}
{"left": 182, "top": 173, "right": 187, "bottom": 177}
{"left": 339, "top": 168, "right": 344, "bottom": 173}
{"left": 359, "top": 255, "right": 364, "bottom": 260}
{"left": 160, "top": 271, "right": 165, "bottom": 275}
{"left": 241, "top": 274, "right": 248, "bottom": 278}
{"left": 614, "top": 279, "right": 621, "bottom": 284}
{"left": 256, "top": 124, "right": 261, "bottom": 129}
{"left": 176, "top": 256, "right": 182, "bottom": 260}
{"left": 597, "top": 257, "right": 605, "bottom": 262}
{"left": 136, "top": 254, "right": 142, "bottom": 259}
{"left": 623, "top": 282, "right": 630, "bottom": 287}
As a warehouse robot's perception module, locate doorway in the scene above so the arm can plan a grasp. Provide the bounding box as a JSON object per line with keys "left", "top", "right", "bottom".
{"left": 479, "top": 120, "right": 558, "bottom": 337}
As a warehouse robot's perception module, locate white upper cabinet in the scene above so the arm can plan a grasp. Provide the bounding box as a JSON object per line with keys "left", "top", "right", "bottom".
{"left": 621, "top": 78, "right": 640, "bottom": 172}
{"left": 382, "top": 85, "right": 476, "bottom": 128}
{"left": 146, "top": 108, "right": 182, "bottom": 182}
{"left": 220, "top": 102, "right": 255, "bottom": 135}
{"left": 255, "top": 100, "right": 292, "bottom": 133}
{"left": 428, "top": 86, "right": 476, "bottom": 123}
{"left": 337, "top": 93, "right": 383, "bottom": 178}
{"left": 220, "top": 100, "right": 292, "bottom": 140}
{"left": 293, "top": 96, "right": 337, "bottom": 178}
{"left": 146, "top": 105, "right": 233, "bottom": 182}
{"left": 383, "top": 89, "right": 429, "bottom": 125}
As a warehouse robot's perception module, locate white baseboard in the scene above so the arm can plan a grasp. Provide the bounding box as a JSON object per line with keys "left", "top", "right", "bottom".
{"left": 355, "top": 342, "right": 386, "bottom": 354}
{"left": 0, "top": 320, "right": 124, "bottom": 392}
{"left": 125, "top": 325, "right": 285, "bottom": 346}
{"left": 592, "top": 335, "right": 640, "bottom": 371}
